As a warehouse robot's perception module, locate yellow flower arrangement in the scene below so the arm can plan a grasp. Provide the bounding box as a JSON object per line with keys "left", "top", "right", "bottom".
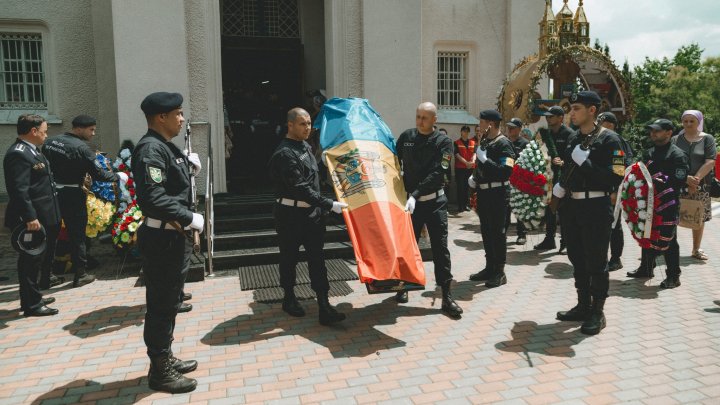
{"left": 86, "top": 193, "right": 116, "bottom": 238}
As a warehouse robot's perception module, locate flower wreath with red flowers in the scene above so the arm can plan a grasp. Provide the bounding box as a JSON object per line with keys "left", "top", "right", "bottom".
{"left": 509, "top": 139, "right": 552, "bottom": 228}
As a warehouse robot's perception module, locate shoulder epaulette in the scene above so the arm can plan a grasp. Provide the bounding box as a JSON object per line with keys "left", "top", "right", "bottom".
{"left": 14, "top": 143, "right": 25, "bottom": 152}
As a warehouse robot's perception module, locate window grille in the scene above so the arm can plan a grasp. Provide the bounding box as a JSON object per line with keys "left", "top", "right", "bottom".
{"left": 222, "top": 0, "right": 299, "bottom": 38}
{"left": 437, "top": 52, "right": 468, "bottom": 110}
{"left": 0, "top": 32, "right": 46, "bottom": 109}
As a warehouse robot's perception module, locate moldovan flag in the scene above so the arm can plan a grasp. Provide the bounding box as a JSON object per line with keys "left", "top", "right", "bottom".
{"left": 315, "top": 98, "right": 425, "bottom": 292}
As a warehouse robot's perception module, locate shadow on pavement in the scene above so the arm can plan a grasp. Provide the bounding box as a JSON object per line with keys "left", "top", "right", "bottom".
{"left": 495, "top": 320, "right": 589, "bottom": 360}
{"left": 201, "top": 300, "right": 438, "bottom": 358}
{"left": 506, "top": 248, "right": 554, "bottom": 267}
{"left": 544, "top": 262, "right": 573, "bottom": 279}
{"left": 453, "top": 238, "right": 484, "bottom": 251}
{"left": 31, "top": 377, "right": 151, "bottom": 404}
{"left": 63, "top": 305, "right": 144, "bottom": 339}
{"left": 609, "top": 278, "right": 660, "bottom": 300}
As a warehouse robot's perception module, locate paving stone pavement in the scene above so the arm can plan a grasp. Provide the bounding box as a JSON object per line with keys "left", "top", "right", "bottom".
{"left": 1, "top": 204, "right": 719, "bottom": 404}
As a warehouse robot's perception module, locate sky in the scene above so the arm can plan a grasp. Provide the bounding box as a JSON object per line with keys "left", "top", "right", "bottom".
{"left": 556, "top": 0, "right": 720, "bottom": 66}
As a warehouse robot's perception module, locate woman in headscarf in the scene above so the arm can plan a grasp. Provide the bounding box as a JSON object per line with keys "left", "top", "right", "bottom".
{"left": 671, "top": 110, "right": 717, "bottom": 260}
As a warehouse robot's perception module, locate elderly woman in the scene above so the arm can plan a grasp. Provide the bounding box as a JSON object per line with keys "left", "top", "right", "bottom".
{"left": 672, "top": 110, "right": 717, "bottom": 260}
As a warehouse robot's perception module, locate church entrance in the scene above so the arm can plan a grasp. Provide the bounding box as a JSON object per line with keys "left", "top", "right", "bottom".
{"left": 220, "top": 0, "right": 326, "bottom": 194}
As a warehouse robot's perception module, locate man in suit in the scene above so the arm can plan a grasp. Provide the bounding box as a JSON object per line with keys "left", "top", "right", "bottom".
{"left": 3, "top": 114, "right": 62, "bottom": 316}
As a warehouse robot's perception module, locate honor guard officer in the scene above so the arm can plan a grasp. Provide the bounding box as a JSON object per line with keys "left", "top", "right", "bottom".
{"left": 4, "top": 114, "right": 62, "bottom": 316}
{"left": 598, "top": 112, "right": 635, "bottom": 272}
{"left": 43, "top": 115, "right": 128, "bottom": 287}
{"left": 552, "top": 91, "right": 625, "bottom": 335}
{"left": 269, "top": 107, "right": 347, "bottom": 326}
{"left": 453, "top": 125, "right": 476, "bottom": 212}
{"left": 132, "top": 92, "right": 203, "bottom": 393}
{"left": 535, "top": 106, "right": 573, "bottom": 252}
{"left": 505, "top": 117, "right": 528, "bottom": 245}
{"left": 468, "top": 110, "right": 516, "bottom": 288}
{"left": 396, "top": 102, "right": 462, "bottom": 318}
{"left": 626, "top": 119, "right": 688, "bottom": 288}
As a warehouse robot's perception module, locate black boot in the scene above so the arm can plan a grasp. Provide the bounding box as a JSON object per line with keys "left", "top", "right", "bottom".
{"left": 441, "top": 280, "right": 463, "bottom": 319}
{"left": 395, "top": 290, "right": 408, "bottom": 303}
{"left": 317, "top": 294, "right": 345, "bottom": 326}
{"left": 534, "top": 237, "right": 556, "bottom": 250}
{"left": 557, "top": 290, "right": 591, "bottom": 321}
{"left": 469, "top": 266, "right": 492, "bottom": 281}
{"left": 39, "top": 274, "right": 64, "bottom": 290}
{"left": 626, "top": 267, "right": 654, "bottom": 278}
{"left": 660, "top": 272, "right": 681, "bottom": 289}
{"left": 73, "top": 271, "right": 96, "bottom": 288}
{"left": 558, "top": 240, "right": 566, "bottom": 254}
{"left": 485, "top": 268, "right": 507, "bottom": 288}
{"left": 581, "top": 298, "right": 607, "bottom": 335}
{"left": 168, "top": 353, "right": 198, "bottom": 374}
{"left": 282, "top": 290, "right": 305, "bottom": 317}
{"left": 148, "top": 355, "right": 198, "bottom": 393}
{"left": 607, "top": 258, "right": 623, "bottom": 272}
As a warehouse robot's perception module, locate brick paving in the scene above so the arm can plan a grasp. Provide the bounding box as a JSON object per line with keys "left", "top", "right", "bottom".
{"left": 1, "top": 204, "right": 719, "bottom": 404}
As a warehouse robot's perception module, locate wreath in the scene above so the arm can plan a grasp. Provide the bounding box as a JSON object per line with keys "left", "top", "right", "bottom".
{"left": 110, "top": 148, "right": 142, "bottom": 251}
{"left": 509, "top": 139, "right": 551, "bottom": 228}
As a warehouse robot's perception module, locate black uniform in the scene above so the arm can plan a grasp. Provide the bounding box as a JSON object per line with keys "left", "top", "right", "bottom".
{"left": 472, "top": 135, "right": 515, "bottom": 279}
{"left": 636, "top": 142, "right": 688, "bottom": 277}
{"left": 609, "top": 133, "right": 635, "bottom": 264}
{"left": 560, "top": 127, "right": 624, "bottom": 301}
{"left": 396, "top": 128, "right": 453, "bottom": 286}
{"left": 507, "top": 137, "right": 529, "bottom": 239}
{"left": 269, "top": 138, "right": 333, "bottom": 295}
{"left": 3, "top": 139, "right": 61, "bottom": 311}
{"left": 540, "top": 124, "right": 573, "bottom": 241}
{"left": 132, "top": 129, "right": 194, "bottom": 358}
{"left": 43, "top": 133, "right": 119, "bottom": 279}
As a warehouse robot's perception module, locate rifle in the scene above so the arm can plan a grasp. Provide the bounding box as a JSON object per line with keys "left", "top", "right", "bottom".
{"left": 185, "top": 121, "right": 201, "bottom": 254}
{"left": 549, "top": 124, "right": 604, "bottom": 213}
{"left": 474, "top": 125, "right": 492, "bottom": 179}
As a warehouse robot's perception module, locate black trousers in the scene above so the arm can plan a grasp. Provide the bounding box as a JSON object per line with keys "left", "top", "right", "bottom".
{"left": 14, "top": 224, "right": 58, "bottom": 311}
{"left": 274, "top": 205, "right": 330, "bottom": 294}
{"left": 610, "top": 219, "right": 624, "bottom": 260}
{"left": 454, "top": 168, "right": 472, "bottom": 210}
{"left": 639, "top": 229, "right": 680, "bottom": 276}
{"left": 58, "top": 188, "right": 88, "bottom": 277}
{"left": 505, "top": 206, "right": 527, "bottom": 238}
{"left": 561, "top": 197, "right": 612, "bottom": 299}
{"left": 138, "top": 225, "right": 190, "bottom": 357}
{"left": 476, "top": 187, "right": 509, "bottom": 272}
{"left": 543, "top": 206, "right": 563, "bottom": 241}
{"left": 410, "top": 194, "right": 452, "bottom": 285}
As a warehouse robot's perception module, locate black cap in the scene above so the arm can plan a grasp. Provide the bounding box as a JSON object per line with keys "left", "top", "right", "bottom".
{"left": 546, "top": 106, "right": 565, "bottom": 116}
{"left": 71, "top": 115, "right": 97, "bottom": 128}
{"left": 11, "top": 224, "right": 47, "bottom": 256}
{"left": 506, "top": 118, "right": 523, "bottom": 128}
{"left": 646, "top": 118, "right": 674, "bottom": 131}
{"left": 598, "top": 112, "right": 618, "bottom": 126}
{"left": 569, "top": 91, "right": 602, "bottom": 106}
{"left": 140, "top": 92, "right": 184, "bottom": 115}
{"left": 479, "top": 109, "right": 502, "bottom": 122}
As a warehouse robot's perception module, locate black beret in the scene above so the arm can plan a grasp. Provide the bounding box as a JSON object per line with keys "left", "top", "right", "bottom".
{"left": 546, "top": 106, "right": 565, "bottom": 116}
{"left": 569, "top": 91, "right": 602, "bottom": 106}
{"left": 71, "top": 114, "right": 97, "bottom": 128}
{"left": 506, "top": 118, "right": 523, "bottom": 128}
{"left": 479, "top": 109, "right": 502, "bottom": 122}
{"left": 598, "top": 112, "right": 618, "bottom": 126}
{"left": 646, "top": 118, "right": 674, "bottom": 131}
{"left": 141, "top": 92, "right": 184, "bottom": 115}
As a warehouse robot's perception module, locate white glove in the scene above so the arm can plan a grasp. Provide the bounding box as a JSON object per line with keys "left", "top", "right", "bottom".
{"left": 476, "top": 148, "right": 488, "bottom": 163}
{"left": 321, "top": 150, "right": 328, "bottom": 163}
{"left": 552, "top": 183, "right": 566, "bottom": 198}
{"left": 571, "top": 145, "right": 590, "bottom": 166}
{"left": 189, "top": 212, "right": 205, "bottom": 234}
{"left": 468, "top": 176, "right": 477, "bottom": 188}
{"left": 187, "top": 152, "right": 202, "bottom": 174}
{"left": 331, "top": 201, "right": 348, "bottom": 214}
{"left": 405, "top": 196, "right": 416, "bottom": 214}
{"left": 117, "top": 171, "right": 128, "bottom": 185}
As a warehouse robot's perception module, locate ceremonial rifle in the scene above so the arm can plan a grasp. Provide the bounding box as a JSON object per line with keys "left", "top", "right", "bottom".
{"left": 185, "top": 121, "right": 201, "bottom": 254}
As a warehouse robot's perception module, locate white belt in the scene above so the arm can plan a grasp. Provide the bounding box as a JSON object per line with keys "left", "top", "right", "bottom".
{"left": 417, "top": 189, "right": 444, "bottom": 202}
{"left": 571, "top": 191, "right": 609, "bottom": 199}
{"left": 478, "top": 181, "right": 508, "bottom": 190}
{"left": 145, "top": 217, "right": 189, "bottom": 230}
{"left": 56, "top": 184, "right": 81, "bottom": 189}
{"left": 277, "top": 198, "right": 311, "bottom": 208}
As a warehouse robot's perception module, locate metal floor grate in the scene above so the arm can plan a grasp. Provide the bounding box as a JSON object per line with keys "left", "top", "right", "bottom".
{"left": 238, "top": 259, "right": 358, "bottom": 290}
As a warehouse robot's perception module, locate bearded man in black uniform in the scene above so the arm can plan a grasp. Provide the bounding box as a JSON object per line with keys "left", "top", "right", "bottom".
{"left": 269, "top": 107, "right": 347, "bottom": 326}
{"left": 626, "top": 119, "right": 688, "bottom": 289}
{"left": 132, "top": 92, "right": 204, "bottom": 393}
{"left": 467, "top": 110, "right": 516, "bottom": 289}
{"left": 552, "top": 91, "right": 625, "bottom": 335}
{"left": 43, "top": 115, "right": 128, "bottom": 287}
{"left": 395, "top": 102, "right": 462, "bottom": 318}
{"left": 4, "top": 114, "right": 62, "bottom": 316}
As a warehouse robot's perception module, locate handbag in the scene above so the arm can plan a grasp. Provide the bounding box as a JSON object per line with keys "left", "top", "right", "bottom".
{"left": 678, "top": 196, "right": 704, "bottom": 230}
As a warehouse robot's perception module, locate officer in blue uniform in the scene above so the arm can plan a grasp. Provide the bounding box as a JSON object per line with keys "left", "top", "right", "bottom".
{"left": 3, "top": 114, "right": 61, "bottom": 316}
{"left": 552, "top": 91, "right": 624, "bottom": 335}
{"left": 43, "top": 115, "right": 127, "bottom": 287}
{"left": 396, "top": 102, "right": 462, "bottom": 318}
{"left": 132, "top": 92, "right": 203, "bottom": 393}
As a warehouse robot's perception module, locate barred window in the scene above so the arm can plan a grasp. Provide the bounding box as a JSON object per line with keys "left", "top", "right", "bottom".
{"left": 437, "top": 52, "right": 467, "bottom": 110}
{"left": 222, "top": 0, "right": 299, "bottom": 38}
{"left": 0, "top": 32, "right": 46, "bottom": 109}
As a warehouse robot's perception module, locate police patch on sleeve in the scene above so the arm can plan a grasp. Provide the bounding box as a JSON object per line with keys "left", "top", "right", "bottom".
{"left": 675, "top": 168, "right": 687, "bottom": 180}
{"left": 148, "top": 166, "right": 163, "bottom": 183}
{"left": 441, "top": 153, "right": 451, "bottom": 170}
{"left": 503, "top": 157, "right": 515, "bottom": 167}
{"left": 612, "top": 164, "right": 625, "bottom": 176}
